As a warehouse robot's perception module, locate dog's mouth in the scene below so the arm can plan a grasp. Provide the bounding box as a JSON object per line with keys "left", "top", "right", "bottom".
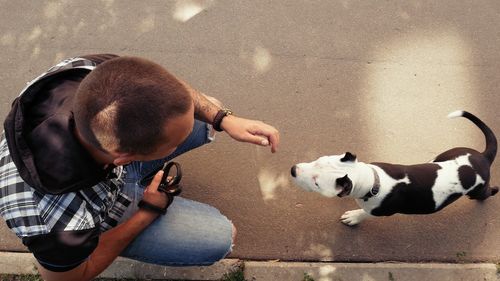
{"left": 290, "top": 177, "right": 313, "bottom": 192}
{"left": 337, "top": 185, "right": 352, "bottom": 197}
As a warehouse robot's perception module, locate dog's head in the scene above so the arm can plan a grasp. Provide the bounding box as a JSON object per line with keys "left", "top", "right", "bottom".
{"left": 290, "top": 152, "right": 358, "bottom": 198}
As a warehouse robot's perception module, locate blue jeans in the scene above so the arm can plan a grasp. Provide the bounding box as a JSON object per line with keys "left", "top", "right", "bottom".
{"left": 117, "top": 120, "right": 233, "bottom": 266}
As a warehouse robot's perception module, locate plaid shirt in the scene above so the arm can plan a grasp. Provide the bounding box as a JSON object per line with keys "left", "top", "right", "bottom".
{"left": 0, "top": 57, "right": 131, "bottom": 239}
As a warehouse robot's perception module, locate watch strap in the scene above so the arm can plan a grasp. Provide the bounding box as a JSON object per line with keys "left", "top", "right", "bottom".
{"left": 213, "top": 109, "right": 233, "bottom": 132}
{"left": 138, "top": 197, "right": 172, "bottom": 215}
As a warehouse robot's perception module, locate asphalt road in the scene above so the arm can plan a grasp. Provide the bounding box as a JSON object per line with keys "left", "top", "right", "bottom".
{"left": 0, "top": 0, "right": 499, "bottom": 263}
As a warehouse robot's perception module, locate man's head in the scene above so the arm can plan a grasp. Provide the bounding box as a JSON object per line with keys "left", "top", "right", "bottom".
{"left": 74, "top": 56, "right": 194, "bottom": 165}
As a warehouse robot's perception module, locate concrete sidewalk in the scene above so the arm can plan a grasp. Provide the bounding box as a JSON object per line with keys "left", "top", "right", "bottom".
{"left": 1, "top": 1, "right": 500, "bottom": 281}
{"left": 1, "top": 0, "right": 499, "bottom": 264}
{"left": 0, "top": 252, "right": 498, "bottom": 281}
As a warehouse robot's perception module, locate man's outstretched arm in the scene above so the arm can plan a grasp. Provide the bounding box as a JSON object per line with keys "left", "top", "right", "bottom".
{"left": 183, "top": 82, "right": 280, "bottom": 153}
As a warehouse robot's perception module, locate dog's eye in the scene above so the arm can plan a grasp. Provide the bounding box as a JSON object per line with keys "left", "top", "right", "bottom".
{"left": 315, "top": 182, "right": 320, "bottom": 188}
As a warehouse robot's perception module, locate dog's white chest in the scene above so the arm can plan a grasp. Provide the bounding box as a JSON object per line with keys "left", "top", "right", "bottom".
{"left": 356, "top": 170, "right": 410, "bottom": 211}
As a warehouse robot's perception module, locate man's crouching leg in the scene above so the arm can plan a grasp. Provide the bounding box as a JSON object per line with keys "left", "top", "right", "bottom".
{"left": 120, "top": 197, "right": 235, "bottom": 266}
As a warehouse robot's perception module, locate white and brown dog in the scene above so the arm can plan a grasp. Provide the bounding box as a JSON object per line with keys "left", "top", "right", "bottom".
{"left": 291, "top": 111, "right": 498, "bottom": 226}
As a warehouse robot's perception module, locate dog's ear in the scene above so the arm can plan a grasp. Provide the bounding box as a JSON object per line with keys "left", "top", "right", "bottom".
{"left": 340, "top": 152, "right": 357, "bottom": 162}
{"left": 336, "top": 174, "right": 353, "bottom": 197}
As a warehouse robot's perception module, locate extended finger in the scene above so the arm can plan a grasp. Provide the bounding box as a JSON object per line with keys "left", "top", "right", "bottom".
{"left": 268, "top": 130, "right": 280, "bottom": 153}
{"left": 147, "top": 170, "right": 164, "bottom": 191}
{"left": 251, "top": 126, "right": 279, "bottom": 152}
{"left": 262, "top": 125, "right": 280, "bottom": 153}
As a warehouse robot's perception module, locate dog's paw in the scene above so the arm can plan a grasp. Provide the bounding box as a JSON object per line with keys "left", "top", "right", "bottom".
{"left": 340, "top": 209, "right": 369, "bottom": 226}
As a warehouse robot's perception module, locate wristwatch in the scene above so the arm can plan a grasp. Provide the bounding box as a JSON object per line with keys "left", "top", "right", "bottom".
{"left": 213, "top": 108, "right": 233, "bottom": 132}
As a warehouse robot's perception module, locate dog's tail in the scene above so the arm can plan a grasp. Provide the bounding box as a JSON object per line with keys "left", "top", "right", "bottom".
{"left": 448, "top": 110, "right": 497, "bottom": 164}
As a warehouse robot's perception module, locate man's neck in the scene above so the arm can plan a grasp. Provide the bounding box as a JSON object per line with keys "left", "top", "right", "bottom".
{"left": 73, "top": 127, "right": 114, "bottom": 167}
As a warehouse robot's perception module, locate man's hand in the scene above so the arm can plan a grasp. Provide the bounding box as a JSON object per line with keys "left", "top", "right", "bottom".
{"left": 142, "top": 170, "right": 169, "bottom": 209}
{"left": 220, "top": 115, "right": 280, "bottom": 153}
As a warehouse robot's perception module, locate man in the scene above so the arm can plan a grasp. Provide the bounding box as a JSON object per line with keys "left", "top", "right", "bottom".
{"left": 0, "top": 54, "right": 279, "bottom": 281}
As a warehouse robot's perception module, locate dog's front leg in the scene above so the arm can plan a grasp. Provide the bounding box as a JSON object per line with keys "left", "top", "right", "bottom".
{"left": 340, "top": 209, "right": 372, "bottom": 226}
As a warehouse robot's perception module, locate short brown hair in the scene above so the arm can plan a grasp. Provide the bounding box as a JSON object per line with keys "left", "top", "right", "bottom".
{"left": 74, "top": 56, "right": 192, "bottom": 155}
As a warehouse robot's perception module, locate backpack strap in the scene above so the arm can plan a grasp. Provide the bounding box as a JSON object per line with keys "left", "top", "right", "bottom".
{"left": 18, "top": 57, "right": 97, "bottom": 96}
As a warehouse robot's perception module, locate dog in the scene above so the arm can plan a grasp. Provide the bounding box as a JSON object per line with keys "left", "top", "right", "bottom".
{"left": 291, "top": 111, "right": 498, "bottom": 226}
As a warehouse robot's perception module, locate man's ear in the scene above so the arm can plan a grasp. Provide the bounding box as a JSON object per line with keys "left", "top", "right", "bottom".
{"left": 113, "top": 153, "right": 135, "bottom": 166}
{"left": 336, "top": 174, "right": 353, "bottom": 197}
{"left": 340, "top": 152, "right": 357, "bottom": 162}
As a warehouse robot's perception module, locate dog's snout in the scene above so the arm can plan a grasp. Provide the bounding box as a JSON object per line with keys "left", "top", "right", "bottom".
{"left": 291, "top": 165, "right": 297, "bottom": 177}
